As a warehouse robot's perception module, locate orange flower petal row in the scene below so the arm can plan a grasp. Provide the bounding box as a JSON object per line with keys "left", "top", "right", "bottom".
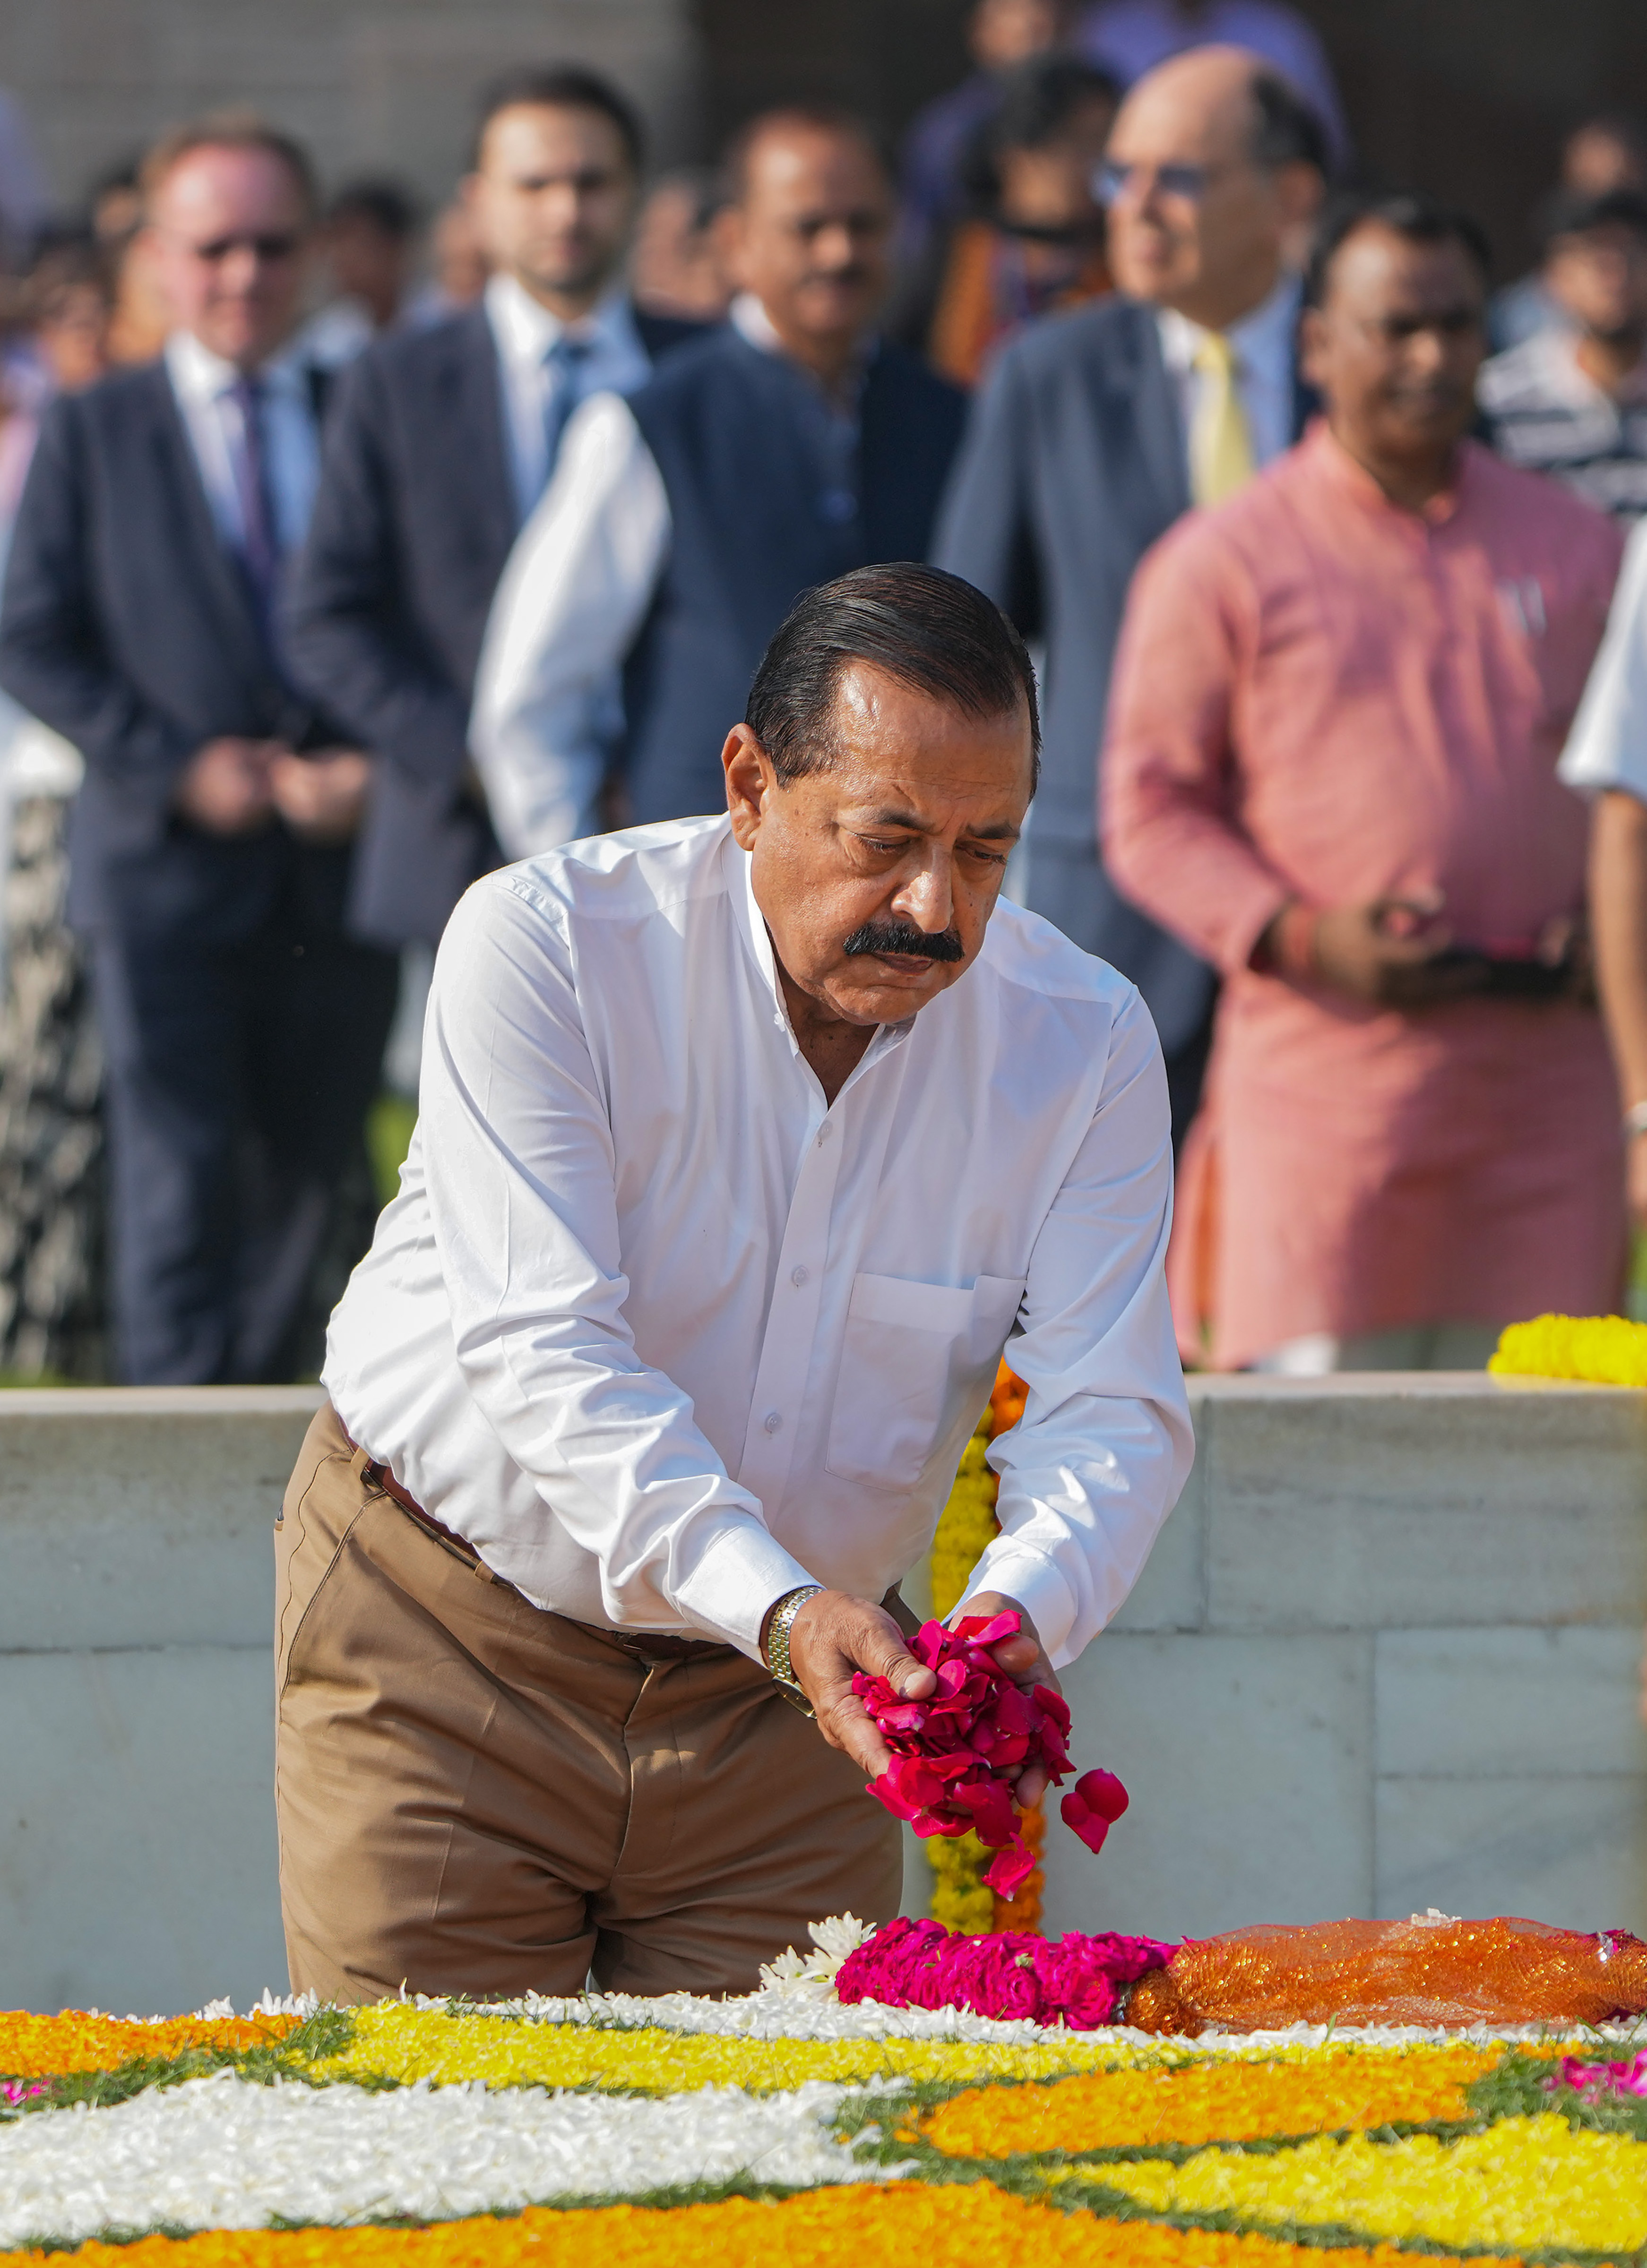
{"left": 0, "top": 2182, "right": 1527, "bottom": 2268}
{"left": 0, "top": 2010, "right": 301, "bottom": 2078}
{"left": 919, "top": 2045, "right": 1503, "bottom": 2157}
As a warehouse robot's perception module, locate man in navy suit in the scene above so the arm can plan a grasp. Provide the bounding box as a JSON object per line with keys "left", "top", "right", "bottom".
{"left": 468, "top": 106, "right": 967, "bottom": 852}
{"left": 283, "top": 66, "right": 703, "bottom": 950}
{"left": 933, "top": 46, "right": 1326, "bottom": 1134}
{"left": 0, "top": 119, "right": 399, "bottom": 1384}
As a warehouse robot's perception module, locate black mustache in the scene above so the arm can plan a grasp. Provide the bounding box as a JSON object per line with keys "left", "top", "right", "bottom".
{"left": 843, "top": 919, "right": 966, "bottom": 963}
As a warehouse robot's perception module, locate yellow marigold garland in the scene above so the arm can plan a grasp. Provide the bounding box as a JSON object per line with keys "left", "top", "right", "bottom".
{"left": 926, "top": 1364, "right": 1041, "bottom": 1936}
{"left": 0, "top": 2187, "right": 1541, "bottom": 2268}
{"left": 1489, "top": 1312, "right": 1647, "bottom": 1384}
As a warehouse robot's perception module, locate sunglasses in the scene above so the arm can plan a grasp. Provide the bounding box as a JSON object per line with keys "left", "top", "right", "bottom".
{"left": 1095, "top": 159, "right": 1242, "bottom": 206}
{"left": 180, "top": 232, "right": 302, "bottom": 265}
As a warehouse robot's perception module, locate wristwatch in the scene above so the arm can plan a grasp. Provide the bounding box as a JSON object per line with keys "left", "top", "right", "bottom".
{"left": 764, "top": 1584, "right": 825, "bottom": 1715}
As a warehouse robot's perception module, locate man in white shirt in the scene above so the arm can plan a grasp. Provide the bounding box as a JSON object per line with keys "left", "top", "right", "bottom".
{"left": 276, "top": 561, "right": 1192, "bottom": 2003}
{"left": 933, "top": 46, "right": 1328, "bottom": 1144}
{"left": 0, "top": 120, "right": 398, "bottom": 1384}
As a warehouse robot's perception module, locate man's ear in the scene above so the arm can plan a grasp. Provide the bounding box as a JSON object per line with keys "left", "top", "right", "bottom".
{"left": 724, "top": 723, "right": 773, "bottom": 849}
{"left": 1297, "top": 303, "right": 1329, "bottom": 393}
{"left": 712, "top": 201, "right": 749, "bottom": 294}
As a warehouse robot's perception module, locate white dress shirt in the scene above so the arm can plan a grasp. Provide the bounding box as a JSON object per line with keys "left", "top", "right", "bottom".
{"left": 164, "top": 328, "right": 321, "bottom": 559}
{"left": 468, "top": 294, "right": 868, "bottom": 860}
{"left": 1561, "top": 511, "right": 1647, "bottom": 799}
{"left": 484, "top": 273, "right": 654, "bottom": 521}
{"left": 1156, "top": 274, "right": 1302, "bottom": 476}
{"left": 324, "top": 816, "right": 1191, "bottom": 1667}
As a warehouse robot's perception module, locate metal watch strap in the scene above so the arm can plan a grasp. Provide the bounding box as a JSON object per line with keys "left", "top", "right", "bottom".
{"left": 765, "top": 1584, "right": 824, "bottom": 1692}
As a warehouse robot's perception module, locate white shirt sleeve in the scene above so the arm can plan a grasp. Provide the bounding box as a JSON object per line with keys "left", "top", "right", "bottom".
{"left": 421, "top": 873, "right": 818, "bottom": 1654}
{"left": 1561, "top": 514, "right": 1647, "bottom": 802}
{"left": 956, "top": 986, "right": 1192, "bottom": 1666}
{"left": 470, "top": 392, "right": 672, "bottom": 858}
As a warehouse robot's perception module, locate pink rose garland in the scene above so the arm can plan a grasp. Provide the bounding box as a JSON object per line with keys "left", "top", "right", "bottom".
{"left": 836, "top": 1916, "right": 1175, "bottom": 2028}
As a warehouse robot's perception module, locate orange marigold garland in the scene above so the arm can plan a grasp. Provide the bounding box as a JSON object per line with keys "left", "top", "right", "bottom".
{"left": 0, "top": 2009, "right": 300, "bottom": 2079}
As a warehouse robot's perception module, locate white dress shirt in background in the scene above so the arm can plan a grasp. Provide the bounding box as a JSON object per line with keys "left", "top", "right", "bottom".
{"left": 1561, "top": 511, "right": 1647, "bottom": 799}
{"left": 324, "top": 816, "right": 1192, "bottom": 1666}
{"left": 484, "top": 272, "right": 653, "bottom": 521}
{"left": 164, "top": 328, "right": 321, "bottom": 559}
{"left": 1156, "top": 274, "right": 1302, "bottom": 475}
{"left": 469, "top": 293, "right": 864, "bottom": 860}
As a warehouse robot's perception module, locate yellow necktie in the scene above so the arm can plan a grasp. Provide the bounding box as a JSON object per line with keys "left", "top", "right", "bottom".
{"left": 1190, "top": 331, "right": 1255, "bottom": 508}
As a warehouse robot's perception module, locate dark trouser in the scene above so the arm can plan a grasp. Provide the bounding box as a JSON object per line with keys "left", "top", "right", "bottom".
{"left": 92, "top": 889, "right": 398, "bottom": 1383}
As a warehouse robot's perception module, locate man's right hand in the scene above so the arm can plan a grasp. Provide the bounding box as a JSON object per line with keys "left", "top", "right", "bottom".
{"left": 174, "top": 737, "right": 279, "bottom": 836}
{"left": 784, "top": 1589, "right": 937, "bottom": 1780}
{"left": 1292, "top": 895, "right": 1486, "bottom": 1008}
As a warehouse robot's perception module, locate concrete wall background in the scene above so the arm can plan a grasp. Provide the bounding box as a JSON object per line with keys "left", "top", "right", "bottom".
{"left": 1, "top": 1376, "right": 1645, "bottom": 2014}
{"left": 2, "top": 0, "right": 701, "bottom": 214}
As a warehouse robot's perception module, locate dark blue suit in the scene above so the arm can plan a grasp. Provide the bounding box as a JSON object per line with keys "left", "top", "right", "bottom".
{"left": 283, "top": 302, "right": 702, "bottom": 944}
{"left": 619, "top": 326, "right": 967, "bottom": 824}
{"left": 933, "top": 294, "right": 1312, "bottom": 1130}
{"left": 0, "top": 360, "right": 400, "bottom": 1383}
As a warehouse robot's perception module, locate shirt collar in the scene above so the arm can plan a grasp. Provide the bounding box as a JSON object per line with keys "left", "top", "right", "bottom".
{"left": 484, "top": 271, "right": 636, "bottom": 369}
{"left": 164, "top": 325, "right": 310, "bottom": 404}
{"left": 1532, "top": 326, "right": 1647, "bottom": 409}
{"left": 1307, "top": 416, "right": 1475, "bottom": 526}
{"left": 729, "top": 290, "right": 876, "bottom": 409}
{"left": 1156, "top": 271, "right": 1301, "bottom": 380}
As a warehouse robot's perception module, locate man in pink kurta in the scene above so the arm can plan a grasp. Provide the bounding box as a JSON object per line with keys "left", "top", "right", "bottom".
{"left": 1103, "top": 191, "right": 1627, "bottom": 1370}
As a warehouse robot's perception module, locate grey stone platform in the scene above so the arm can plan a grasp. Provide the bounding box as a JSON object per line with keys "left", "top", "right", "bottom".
{"left": 0, "top": 1376, "right": 1643, "bottom": 2011}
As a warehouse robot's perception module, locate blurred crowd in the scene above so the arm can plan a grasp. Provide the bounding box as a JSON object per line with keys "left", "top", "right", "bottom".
{"left": 3, "top": 0, "right": 1647, "bottom": 1384}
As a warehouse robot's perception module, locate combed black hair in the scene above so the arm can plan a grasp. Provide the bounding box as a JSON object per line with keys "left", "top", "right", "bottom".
{"left": 961, "top": 55, "right": 1120, "bottom": 212}
{"left": 717, "top": 104, "right": 893, "bottom": 206}
{"left": 472, "top": 65, "right": 645, "bottom": 174}
{"left": 1302, "top": 189, "right": 1493, "bottom": 309}
{"left": 1538, "top": 184, "right": 1647, "bottom": 257}
{"left": 1250, "top": 70, "right": 1332, "bottom": 180}
{"left": 745, "top": 564, "right": 1040, "bottom": 788}
{"left": 327, "top": 176, "right": 422, "bottom": 239}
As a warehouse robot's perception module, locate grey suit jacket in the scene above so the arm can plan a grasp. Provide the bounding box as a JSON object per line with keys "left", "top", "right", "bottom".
{"left": 934, "top": 294, "right": 1308, "bottom": 1057}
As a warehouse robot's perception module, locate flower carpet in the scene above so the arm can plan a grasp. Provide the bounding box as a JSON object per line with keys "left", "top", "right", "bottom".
{"left": 5, "top": 1922, "right": 1647, "bottom": 2265}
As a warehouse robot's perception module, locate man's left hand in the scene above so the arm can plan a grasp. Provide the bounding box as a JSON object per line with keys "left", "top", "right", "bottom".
{"left": 959, "top": 1589, "right": 1061, "bottom": 1805}
{"left": 271, "top": 748, "right": 375, "bottom": 843}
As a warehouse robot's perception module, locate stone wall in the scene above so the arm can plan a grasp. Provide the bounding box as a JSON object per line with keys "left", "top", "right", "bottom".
{"left": 1, "top": 1375, "right": 1644, "bottom": 2013}
{"left": 3, "top": 0, "right": 701, "bottom": 215}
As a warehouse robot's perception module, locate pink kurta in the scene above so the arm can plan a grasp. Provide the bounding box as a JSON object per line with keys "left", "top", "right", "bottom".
{"left": 1102, "top": 423, "right": 1627, "bottom": 1369}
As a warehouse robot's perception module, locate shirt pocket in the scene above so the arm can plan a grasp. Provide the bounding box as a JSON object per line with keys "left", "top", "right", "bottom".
{"left": 825, "top": 1271, "right": 1027, "bottom": 1493}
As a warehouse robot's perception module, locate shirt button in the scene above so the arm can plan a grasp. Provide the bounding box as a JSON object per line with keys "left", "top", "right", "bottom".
{"left": 791, "top": 1264, "right": 809, "bottom": 1288}
{"left": 764, "top": 1410, "right": 783, "bottom": 1434}
{"left": 816, "top": 1123, "right": 831, "bottom": 1144}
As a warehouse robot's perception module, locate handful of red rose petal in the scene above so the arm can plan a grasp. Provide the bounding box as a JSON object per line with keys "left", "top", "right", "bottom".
{"left": 852, "top": 1610, "right": 1128, "bottom": 1898}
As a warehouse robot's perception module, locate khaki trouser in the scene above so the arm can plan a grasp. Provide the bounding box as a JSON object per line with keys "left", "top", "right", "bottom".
{"left": 275, "top": 1403, "right": 902, "bottom": 2003}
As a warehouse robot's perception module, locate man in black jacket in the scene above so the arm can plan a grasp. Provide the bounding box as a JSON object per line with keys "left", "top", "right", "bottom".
{"left": 284, "top": 66, "right": 703, "bottom": 949}
{"left": 0, "top": 118, "right": 398, "bottom": 1384}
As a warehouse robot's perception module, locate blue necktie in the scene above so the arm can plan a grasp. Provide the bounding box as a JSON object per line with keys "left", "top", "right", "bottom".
{"left": 540, "top": 335, "right": 592, "bottom": 494}
{"left": 228, "top": 374, "right": 281, "bottom": 640}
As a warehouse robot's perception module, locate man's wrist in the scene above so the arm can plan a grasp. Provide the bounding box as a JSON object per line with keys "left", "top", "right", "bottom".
{"left": 762, "top": 1583, "right": 825, "bottom": 1684}
{"left": 1626, "top": 1100, "right": 1647, "bottom": 1140}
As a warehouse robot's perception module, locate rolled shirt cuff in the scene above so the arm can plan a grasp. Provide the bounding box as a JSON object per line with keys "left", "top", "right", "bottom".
{"left": 953, "top": 1542, "right": 1079, "bottom": 1669}
{"left": 669, "top": 1518, "right": 821, "bottom": 1661}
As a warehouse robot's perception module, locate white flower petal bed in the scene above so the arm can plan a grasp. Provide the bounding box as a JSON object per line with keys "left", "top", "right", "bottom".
{"left": 0, "top": 2070, "right": 897, "bottom": 2246}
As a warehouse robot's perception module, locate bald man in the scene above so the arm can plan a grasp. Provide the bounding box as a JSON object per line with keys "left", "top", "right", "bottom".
{"left": 934, "top": 46, "right": 1327, "bottom": 1138}
{"left": 469, "top": 105, "right": 966, "bottom": 853}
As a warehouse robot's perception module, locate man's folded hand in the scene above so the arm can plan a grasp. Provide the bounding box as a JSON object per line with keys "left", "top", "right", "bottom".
{"left": 785, "top": 1589, "right": 937, "bottom": 1778}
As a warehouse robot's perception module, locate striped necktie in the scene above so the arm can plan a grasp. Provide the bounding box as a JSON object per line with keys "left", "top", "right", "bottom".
{"left": 1189, "top": 331, "right": 1255, "bottom": 508}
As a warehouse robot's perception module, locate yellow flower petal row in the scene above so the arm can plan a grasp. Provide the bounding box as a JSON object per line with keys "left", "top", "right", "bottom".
{"left": 921, "top": 2043, "right": 1500, "bottom": 2156}
{"left": 1490, "top": 1311, "right": 1647, "bottom": 1384}
{"left": 1096, "top": 2112, "right": 1647, "bottom": 2253}
{"left": 316, "top": 2006, "right": 1129, "bottom": 2094}
{"left": 0, "top": 2182, "right": 1534, "bottom": 2268}
{"left": 0, "top": 2009, "right": 300, "bottom": 2077}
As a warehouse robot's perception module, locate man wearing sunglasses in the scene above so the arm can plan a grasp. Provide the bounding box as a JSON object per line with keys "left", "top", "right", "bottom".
{"left": 933, "top": 44, "right": 1326, "bottom": 1143}
{"left": 0, "top": 119, "right": 400, "bottom": 1383}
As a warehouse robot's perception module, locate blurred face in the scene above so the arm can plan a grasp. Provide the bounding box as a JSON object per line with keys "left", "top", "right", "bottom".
{"left": 1302, "top": 223, "right": 1485, "bottom": 474}
{"left": 1101, "top": 55, "right": 1319, "bottom": 326}
{"left": 971, "top": 0, "right": 1067, "bottom": 73}
{"left": 997, "top": 95, "right": 1116, "bottom": 234}
{"left": 37, "top": 284, "right": 111, "bottom": 392}
{"left": 1565, "top": 125, "right": 1647, "bottom": 198}
{"left": 328, "top": 211, "right": 411, "bottom": 325}
{"left": 466, "top": 103, "right": 638, "bottom": 311}
{"left": 1546, "top": 222, "right": 1647, "bottom": 344}
{"left": 718, "top": 126, "right": 894, "bottom": 356}
{"left": 431, "top": 200, "right": 488, "bottom": 304}
{"left": 631, "top": 178, "right": 732, "bottom": 320}
{"left": 725, "top": 664, "right": 1034, "bottom": 1030}
{"left": 147, "top": 145, "right": 312, "bottom": 369}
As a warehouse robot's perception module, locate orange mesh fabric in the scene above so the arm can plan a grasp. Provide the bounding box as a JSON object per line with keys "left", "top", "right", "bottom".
{"left": 1142, "top": 1917, "right": 1647, "bottom": 2033}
